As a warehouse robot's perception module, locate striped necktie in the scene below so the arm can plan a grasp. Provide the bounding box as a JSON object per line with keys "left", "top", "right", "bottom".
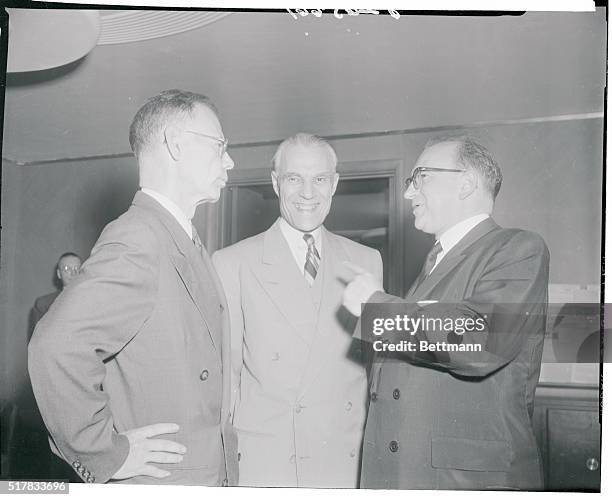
{"left": 413, "top": 241, "right": 442, "bottom": 290}
{"left": 303, "top": 233, "right": 320, "bottom": 286}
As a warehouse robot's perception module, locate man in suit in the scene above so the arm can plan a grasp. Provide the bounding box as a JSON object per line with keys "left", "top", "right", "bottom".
{"left": 18, "top": 252, "right": 81, "bottom": 480}
{"left": 213, "top": 133, "right": 383, "bottom": 487}
{"left": 29, "top": 252, "right": 82, "bottom": 340}
{"left": 28, "top": 89, "right": 237, "bottom": 486}
{"left": 343, "top": 136, "right": 549, "bottom": 490}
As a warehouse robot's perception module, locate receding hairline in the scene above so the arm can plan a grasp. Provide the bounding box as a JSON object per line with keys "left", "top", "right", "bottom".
{"left": 273, "top": 142, "right": 337, "bottom": 173}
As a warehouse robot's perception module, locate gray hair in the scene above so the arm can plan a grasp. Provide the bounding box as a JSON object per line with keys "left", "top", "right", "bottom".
{"left": 129, "top": 89, "right": 219, "bottom": 157}
{"left": 425, "top": 135, "right": 503, "bottom": 198}
{"left": 272, "top": 133, "right": 338, "bottom": 172}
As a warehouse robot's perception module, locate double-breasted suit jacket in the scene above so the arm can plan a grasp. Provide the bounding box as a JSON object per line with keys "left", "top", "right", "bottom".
{"left": 213, "top": 219, "right": 383, "bottom": 487}
{"left": 360, "top": 218, "right": 549, "bottom": 490}
{"left": 28, "top": 192, "right": 237, "bottom": 485}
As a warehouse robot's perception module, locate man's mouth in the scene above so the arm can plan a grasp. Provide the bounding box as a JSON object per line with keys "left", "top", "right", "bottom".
{"left": 294, "top": 203, "right": 319, "bottom": 213}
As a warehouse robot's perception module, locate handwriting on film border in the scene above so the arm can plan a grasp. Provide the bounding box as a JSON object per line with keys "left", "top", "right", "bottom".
{"left": 287, "top": 8, "right": 401, "bottom": 20}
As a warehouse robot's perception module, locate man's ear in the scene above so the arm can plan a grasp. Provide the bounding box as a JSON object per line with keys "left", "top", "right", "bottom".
{"left": 331, "top": 172, "right": 340, "bottom": 196}
{"left": 56, "top": 268, "right": 61, "bottom": 281}
{"left": 163, "top": 125, "right": 182, "bottom": 161}
{"left": 271, "top": 170, "right": 280, "bottom": 197}
{"left": 459, "top": 170, "right": 478, "bottom": 200}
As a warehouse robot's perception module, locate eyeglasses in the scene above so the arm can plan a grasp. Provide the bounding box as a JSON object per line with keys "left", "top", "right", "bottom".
{"left": 184, "top": 130, "right": 229, "bottom": 156}
{"left": 404, "top": 167, "right": 465, "bottom": 190}
{"left": 280, "top": 173, "right": 336, "bottom": 187}
{"left": 60, "top": 265, "right": 80, "bottom": 275}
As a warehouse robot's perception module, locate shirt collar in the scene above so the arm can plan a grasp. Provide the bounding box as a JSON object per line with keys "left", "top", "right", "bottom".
{"left": 141, "top": 188, "right": 193, "bottom": 239}
{"left": 278, "top": 217, "right": 323, "bottom": 253}
{"left": 438, "top": 213, "right": 490, "bottom": 254}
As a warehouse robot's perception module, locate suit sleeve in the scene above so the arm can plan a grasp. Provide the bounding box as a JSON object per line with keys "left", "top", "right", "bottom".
{"left": 372, "top": 249, "right": 383, "bottom": 285}
{"left": 28, "top": 219, "right": 160, "bottom": 483}
{"left": 360, "top": 230, "right": 549, "bottom": 377}
{"left": 212, "top": 250, "right": 244, "bottom": 419}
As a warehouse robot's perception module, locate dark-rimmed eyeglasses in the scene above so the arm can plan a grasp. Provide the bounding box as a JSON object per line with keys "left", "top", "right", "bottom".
{"left": 184, "top": 130, "right": 229, "bottom": 156}
{"left": 404, "top": 167, "right": 465, "bottom": 190}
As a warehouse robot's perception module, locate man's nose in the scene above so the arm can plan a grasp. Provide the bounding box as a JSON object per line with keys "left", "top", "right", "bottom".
{"left": 224, "top": 151, "right": 235, "bottom": 170}
{"left": 404, "top": 182, "right": 417, "bottom": 200}
{"left": 300, "top": 179, "right": 314, "bottom": 198}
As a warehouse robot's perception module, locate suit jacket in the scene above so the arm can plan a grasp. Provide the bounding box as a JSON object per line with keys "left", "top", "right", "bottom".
{"left": 28, "top": 191, "right": 237, "bottom": 486}
{"left": 360, "top": 218, "right": 549, "bottom": 490}
{"left": 213, "top": 219, "right": 383, "bottom": 487}
{"left": 29, "top": 291, "right": 60, "bottom": 341}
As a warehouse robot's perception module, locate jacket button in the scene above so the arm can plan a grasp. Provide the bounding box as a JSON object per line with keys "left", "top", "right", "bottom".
{"left": 289, "top": 454, "right": 296, "bottom": 464}
{"left": 371, "top": 392, "right": 377, "bottom": 402}
{"left": 350, "top": 448, "right": 356, "bottom": 458}
{"left": 199, "top": 369, "right": 209, "bottom": 381}
{"left": 345, "top": 401, "right": 352, "bottom": 411}
{"left": 389, "top": 440, "right": 399, "bottom": 452}
{"left": 222, "top": 478, "right": 228, "bottom": 486}
{"left": 295, "top": 404, "right": 303, "bottom": 414}
{"left": 237, "top": 452, "right": 241, "bottom": 462}
{"left": 392, "top": 388, "right": 400, "bottom": 400}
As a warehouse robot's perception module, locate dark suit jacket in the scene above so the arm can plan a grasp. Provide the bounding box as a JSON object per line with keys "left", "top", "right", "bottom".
{"left": 28, "top": 192, "right": 237, "bottom": 485}
{"left": 29, "top": 291, "right": 60, "bottom": 341}
{"left": 360, "top": 218, "right": 549, "bottom": 490}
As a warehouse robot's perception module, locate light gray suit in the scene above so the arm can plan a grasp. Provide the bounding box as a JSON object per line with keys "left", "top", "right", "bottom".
{"left": 213, "top": 219, "right": 382, "bottom": 487}
{"left": 28, "top": 192, "right": 237, "bottom": 485}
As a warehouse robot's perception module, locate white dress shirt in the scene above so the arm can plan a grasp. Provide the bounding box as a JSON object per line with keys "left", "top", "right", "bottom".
{"left": 431, "top": 213, "right": 490, "bottom": 273}
{"left": 141, "top": 188, "right": 193, "bottom": 239}
{"left": 278, "top": 217, "right": 323, "bottom": 275}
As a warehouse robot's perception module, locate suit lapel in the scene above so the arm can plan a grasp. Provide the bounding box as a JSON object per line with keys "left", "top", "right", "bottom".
{"left": 250, "top": 220, "right": 317, "bottom": 343}
{"left": 297, "top": 229, "right": 353, "bottom": 396}
{"left": 408, "top": 217, "right": 499, "bottom": 300}
{"left": 132, "top": 192, "right": 221, "bottom": 356}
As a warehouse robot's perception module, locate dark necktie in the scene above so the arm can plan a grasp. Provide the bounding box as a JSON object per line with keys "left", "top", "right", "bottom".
{"left": 414, "top": 241, "right": 442, "bottom": 290}
{"left": 192, "top": 224, "right": 203, "bottom": 254}
{"left": 303, "top": 233, "right": 320, "bottom": 286}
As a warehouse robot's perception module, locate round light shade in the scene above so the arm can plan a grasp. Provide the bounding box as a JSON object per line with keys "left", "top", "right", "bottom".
{"left": 7, "top": 9, "right": 100, "bottom": 73}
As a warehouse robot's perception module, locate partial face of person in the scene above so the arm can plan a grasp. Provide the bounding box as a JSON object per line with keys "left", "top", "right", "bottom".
{"left": 272, "top": 145, "right": 339, "bottom": 232}
{"left": 57, "top": 255, "right": 81, "bottom": 288}
{"left": 179, "top": 104, "right": 234, "bottom": 204}
{"left": 404, "top": 141, "right": 466, "bottom": 238}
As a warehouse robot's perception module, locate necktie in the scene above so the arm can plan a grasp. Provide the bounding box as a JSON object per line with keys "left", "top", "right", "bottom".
{"left": 414, "top": 241, "right": 442, "bottom": 290}
{"left": 192, "top": 224, "right": 203, "bottom": 254}
{"left": 303, "top": 233, "right": 320, "bottom": 286}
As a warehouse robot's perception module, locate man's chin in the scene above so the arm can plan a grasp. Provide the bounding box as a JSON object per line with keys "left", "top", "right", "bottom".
{"left": 198, "top": 191, "right": 221, "bottom": 205}
{"left": 284, "top": 216, "right": 323, "bottom": 233}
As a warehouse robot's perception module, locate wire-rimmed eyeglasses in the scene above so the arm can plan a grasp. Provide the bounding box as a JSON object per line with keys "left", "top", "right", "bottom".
{"left": 184, "top": 130, "right": 229, "bottom": 156}
{"left": 59, "top": 265, "right": 80, "bottom": 275}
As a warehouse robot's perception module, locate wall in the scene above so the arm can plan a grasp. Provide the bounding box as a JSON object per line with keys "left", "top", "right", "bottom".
{"left": 229, "top": 117, "right": 603, "bottom": 285}
{"left": 0, "top": 116, "right": 603, "bottom": 403}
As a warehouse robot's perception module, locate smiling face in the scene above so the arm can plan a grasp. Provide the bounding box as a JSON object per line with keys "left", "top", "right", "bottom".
{"left": 179, "top": 104, "right": 234, "bottom": 204}
{"left": 272, "top": 144, "right": 339, "bottom": 232}
{"left": 404, "top": 141, "right": 466, "bottom": 238}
